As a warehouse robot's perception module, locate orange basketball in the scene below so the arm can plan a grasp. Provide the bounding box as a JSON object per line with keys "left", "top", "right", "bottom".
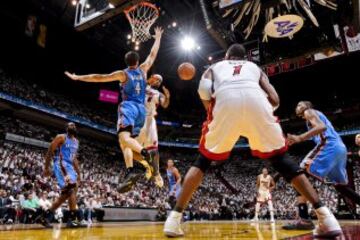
{"left": 177, "top": 62, "right": 196, "bottom": 81}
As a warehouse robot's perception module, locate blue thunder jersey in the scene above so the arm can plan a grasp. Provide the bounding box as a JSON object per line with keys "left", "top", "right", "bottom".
{"left": 54, "top": 135, "right": 79, "bottom": 164}
{"left": 120, "top": 68, "right": 147, "bottom": 104}
{"left": 167, "top": 169, "right": 177, "bottom": 187}
{"left": 306, "top": 110, "right": 343, "bottom": 145}
{"left": 53, "top": 134, "right": 79, "bottom": 189}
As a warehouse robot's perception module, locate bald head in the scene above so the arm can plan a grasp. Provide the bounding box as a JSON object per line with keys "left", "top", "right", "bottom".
{"left": 225, "top": 44, "right": 246, "bottom": 60}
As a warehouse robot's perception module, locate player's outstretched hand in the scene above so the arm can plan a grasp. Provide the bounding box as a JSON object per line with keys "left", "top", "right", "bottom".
{"left": 287, "top": 134, "right": 302, "bottom": 146}
{"left": 153, "top": 26, "right": 164, "bottom": 39}
{"left": 162, "top": 86, "right": 170, "bottom": 98}
{"left": 65, "top": 71, "right": 79, "bottom": 81}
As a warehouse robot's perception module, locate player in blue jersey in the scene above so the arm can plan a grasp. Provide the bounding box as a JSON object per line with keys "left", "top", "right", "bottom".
{"left": 166, "top": 159, "right": 182, "bottom": 207}
{"left": 284, "top": 101, "right": 360, "bottom": 230}
{"left": 37, "top": 122, "right": 81, "bottom": 228}
{"left": 65, "top": 27, "right": 163, "bottom": 193}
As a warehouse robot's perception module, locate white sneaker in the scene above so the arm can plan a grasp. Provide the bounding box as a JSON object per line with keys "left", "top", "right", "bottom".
{"left": 251, "top": 217, "right": 259, "bottom": 222}
{"left": 154, "top": 174, "right": 164, "bottom": 188}
{"left": 163, "top": 211, "right": 184, "bottom": 237}
{"left": 313, "top": 206, "right": 342, "bottom": 238}
{"left": 270, "top": 218, "right": 275, "bottom": 223}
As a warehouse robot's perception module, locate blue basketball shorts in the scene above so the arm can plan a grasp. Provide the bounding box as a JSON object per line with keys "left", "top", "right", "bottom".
{"left": 54, "top": 160, "right": 77, "bottom": 189}
{"left": 117, "top": 101, "right": 146, "bottom": 137}
{"left": 300, "top": 141, "right": 348, "bottom": 185}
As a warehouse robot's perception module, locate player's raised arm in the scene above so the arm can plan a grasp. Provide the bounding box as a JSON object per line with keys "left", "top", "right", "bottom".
{"left": 44, "top": 134, "right": 65, "bottom": 177}
{"left": 198, "top": 68, "right": 213, "bottom": 111}
{"left": 259, "top": 71, "right": 279, "bottom": 110}
{"left": 140, "top": 27, "right": 164, "bottom": 74}
{"left": 65, "top": 70, "right": 127, "bottom": 83}
{"left": 159, "top": 86, "right": 170, "bottom": 109}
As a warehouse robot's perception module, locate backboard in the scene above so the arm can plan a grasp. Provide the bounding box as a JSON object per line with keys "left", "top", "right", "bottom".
{"left": 74, "top": 0, "right": 143, "bottom": 31}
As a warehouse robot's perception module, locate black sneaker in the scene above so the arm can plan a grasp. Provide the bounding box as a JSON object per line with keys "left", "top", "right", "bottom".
{"left": 282, "top": 219, "right": 315, "bottom": 230}
{"left": 35, "top": 215, "right": 52, "bottom": 229}
{"left": 143, "top": 149, "right": 159, "bottom": 175}
{"left": 143, "top": 149, "right": 157, "bottom": 164}
{"left": 117, "top": 171, "right": 142, "bottom": 193}
{"left": 66, "top": 220, "right": 79, "bottom": 228}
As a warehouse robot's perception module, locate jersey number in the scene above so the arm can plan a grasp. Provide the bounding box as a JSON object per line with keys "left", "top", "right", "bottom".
{"left": 233, "top": 65, "right": 242, "bottom": 76}
{"left": 135, "top": 82, "right": 141, "bottom": 95}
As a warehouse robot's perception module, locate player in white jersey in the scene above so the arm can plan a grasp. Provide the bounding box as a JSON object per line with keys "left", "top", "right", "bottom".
{"left": 129, "top": 74, "right": 170, "bottom": 187}
{"left": 253, "top": 168, "right": 275, "bottom": 222}
{"left": 164, "top": 44, "right": 342, "bottom": 238}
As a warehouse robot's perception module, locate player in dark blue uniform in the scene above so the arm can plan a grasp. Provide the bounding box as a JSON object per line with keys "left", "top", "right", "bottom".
{"left": 285, "top": 101, "right": 360, "bottom": 230}
{"left": 37, "top": 122, "right": 81, "bottom": 228}
{"left": 65, "top": 27, "right": 164, "bottom": 192}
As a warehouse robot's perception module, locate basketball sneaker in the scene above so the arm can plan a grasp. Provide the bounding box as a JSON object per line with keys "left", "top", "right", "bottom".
{"left": 163, "top": 211, "right": 184, "bottom": 237}
{"left": 66, "top": 220, "right": 79, "bottom": 228}
{"left": 35, "top": 211, "right": 52, "bottom": 229}
{"left": 117, "top": 169, "right": 142, "bottom": 193}
{"left": 154, "top": 174, "right": 164, "bottom": 188}
{"left": 313, "top": 206, "right": 342, "bottom": 238}
{"left": 143, "top": 149, "right": 157, "bottom": 166}
{"left": 145, "top": 165, "right": 154, "bottom": 181}
{"left": 282, "top": 219, "right": 315, "bottom": 230}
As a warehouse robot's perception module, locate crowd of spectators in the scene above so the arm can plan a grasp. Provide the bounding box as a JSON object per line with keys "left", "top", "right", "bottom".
{"left": 0, "top": 68, "right": 116, "bottom": 128}
{"left": 1, "top": 112, "right": 356, "bottom": 224}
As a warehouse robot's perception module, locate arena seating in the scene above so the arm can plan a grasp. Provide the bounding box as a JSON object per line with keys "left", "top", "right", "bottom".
{"left": 1, "top": 114, "right": 357, "bottom": 224}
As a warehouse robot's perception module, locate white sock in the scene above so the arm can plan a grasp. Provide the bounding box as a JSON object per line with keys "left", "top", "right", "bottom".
{"left": 268, "top": 201, "right": 274, "bottom": 220}
{"left": 170, "top": 211, "right": 183, "bottom": 218}
{"left": 315, "top": 206, "right": 331, "bottom": 219}
{"left": 255, "top": 203, "right": 260, "bottom": 218}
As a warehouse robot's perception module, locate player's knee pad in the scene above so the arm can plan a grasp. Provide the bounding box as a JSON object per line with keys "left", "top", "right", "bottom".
{"left": 269, "top": 153, "right": 303, "bottom": 183}
{"left": 192, "top": 154, "right": 212, "bottom": 173}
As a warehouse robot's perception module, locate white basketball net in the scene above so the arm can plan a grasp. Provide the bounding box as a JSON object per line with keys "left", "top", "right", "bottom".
{"left": 125, "top": 2, "right": 159, "bottom": 43}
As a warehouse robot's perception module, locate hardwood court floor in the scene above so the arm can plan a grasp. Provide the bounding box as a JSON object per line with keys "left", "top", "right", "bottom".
{"left": 0, "top": 220, "right": 359, "bottom": 240}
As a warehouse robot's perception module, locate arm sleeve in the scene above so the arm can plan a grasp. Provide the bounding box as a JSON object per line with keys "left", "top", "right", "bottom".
{"left": 198, "top": 77, "right": 213, "bottom": 101}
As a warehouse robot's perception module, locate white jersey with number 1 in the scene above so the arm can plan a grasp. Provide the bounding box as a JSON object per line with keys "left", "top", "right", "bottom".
{"left": 136, "top": 86, "right": 160, "bottom": 148}
{"left": 198, "top": 59, "right": 287, "bottom": 160}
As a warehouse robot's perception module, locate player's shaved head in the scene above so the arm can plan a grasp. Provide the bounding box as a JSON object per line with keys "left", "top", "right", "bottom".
{"left": 298, "top": 101, "right": 313, "bottom": 109}
{"left": 125, "top": 51, "right": 140, "bottom": 67}
{"left": 225, "top": 44, "right": 246, "bottom": 60}
{"left": 296, "top": 101, "right": 313, "bottom": 117}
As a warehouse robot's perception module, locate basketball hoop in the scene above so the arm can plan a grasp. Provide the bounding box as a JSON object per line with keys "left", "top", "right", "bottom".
{"left": 124, "top": 2, "right": 159, "bottom": 43}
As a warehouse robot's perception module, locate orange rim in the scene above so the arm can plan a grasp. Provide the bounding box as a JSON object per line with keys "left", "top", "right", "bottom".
{"left": 124, "top": 1, "right": 159, "bottom": 17}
